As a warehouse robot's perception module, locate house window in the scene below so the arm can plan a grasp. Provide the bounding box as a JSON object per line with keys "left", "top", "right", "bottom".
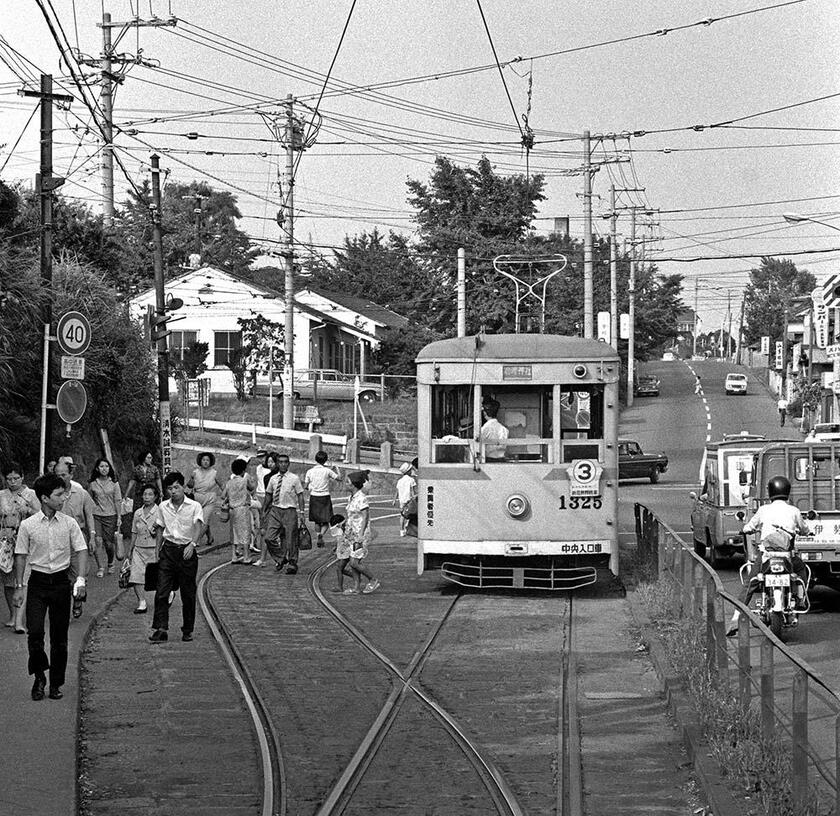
{"left": 213, "top": 331, "right": 242, "bottom": 367}
{"left": 170, "top": 331, "right": 198, "bottom": 362}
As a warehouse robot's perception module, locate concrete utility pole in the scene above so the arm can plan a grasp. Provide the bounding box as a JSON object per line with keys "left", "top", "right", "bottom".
{"left": 20, "top": 76, "right": 71, "bottom": 471}
{"left": 582, "top": 130, "right": 593, "bottom": 339}
{"left": 627, "top": 208, "right": 637, "bottom": 408}
{"left": 609, "top": 184, "right": 618, "bottom": 350}
{"left": 282, "top": 94, "right": 296, "bottom": 430}
{"left": 692, "top": 279, "right": 699, "bottom": 358}
{"left": 181, "top": 192, "right": 208, "bottom": 264}
{"left": 150, "top": 154, "right": 172, "bottom": 473}
{"left": 457, "top": 247, "right": 466, "bottom": 337}
{"left": 90, "top": 13, "right": 177, "bottom": 223}
{"left": 735, "top": 294, "right": 745, "bottom": 364}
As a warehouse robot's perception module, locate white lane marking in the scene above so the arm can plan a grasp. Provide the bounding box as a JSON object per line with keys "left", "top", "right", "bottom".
{"left": 707, "top": 423, "right": 712, "bottom": 431}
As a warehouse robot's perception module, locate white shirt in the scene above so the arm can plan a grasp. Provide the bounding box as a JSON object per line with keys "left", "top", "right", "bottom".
{"left": 255, "top": 464, "right": 271, "bottom": 497}
{"left": 154, "top": 496, "right": 204, "bottom": 545}
{"left": 778, "top": 399, "right": 788, "bottom": 410}
{"left": 396, "top": 474, "right": 416, "bottom": 505}
{"left": 266, "top": 471, "right": 304, "bottom": 509}
{"left": 305, "top": 464, "right": 340, "bottom": 496}
{"left": 743, "top": 499, "right": 810, "bottom": 544}
{"left": 15, "top": 510, "right": 87, "bottom": 574}
{"left": 480, "top": 417, "right": 509, "bottom": 460}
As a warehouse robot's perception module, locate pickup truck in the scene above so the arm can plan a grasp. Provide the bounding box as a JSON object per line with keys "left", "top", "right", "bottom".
{"left": 253, "top": 369, "right": 382, "bottom": 402}
{"left": 618, "top": 439, "right": 669, "bottom": 483}
{"left": 634, "top": 375, "right": 660, "bottom": 397}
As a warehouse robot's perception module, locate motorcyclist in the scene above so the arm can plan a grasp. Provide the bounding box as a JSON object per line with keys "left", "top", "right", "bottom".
{"left": 727, "top": 475, "right": 810, "bottom": 636}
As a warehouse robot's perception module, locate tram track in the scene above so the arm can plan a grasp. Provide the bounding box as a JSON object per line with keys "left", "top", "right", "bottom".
{"left": 199, "top": 512, "right": 585, "bottom": 815}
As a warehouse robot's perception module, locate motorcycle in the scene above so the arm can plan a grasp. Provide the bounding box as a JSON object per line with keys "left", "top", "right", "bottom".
{"left": 739, "top": 540, "right": 810, "bottom": 641}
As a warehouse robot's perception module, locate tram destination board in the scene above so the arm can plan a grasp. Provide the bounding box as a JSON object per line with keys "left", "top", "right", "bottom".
{"left": 567, "top": 459, "right": 603, "bottom": 497}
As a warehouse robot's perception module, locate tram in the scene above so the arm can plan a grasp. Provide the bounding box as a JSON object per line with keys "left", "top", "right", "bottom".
{"left": 415, "top": 333, "right": 620, "bottom": 590}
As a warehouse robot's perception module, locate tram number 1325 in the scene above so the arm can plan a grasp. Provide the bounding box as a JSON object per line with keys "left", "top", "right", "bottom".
{"left": 558, "top": 496, "right": 603, "bottom": 510}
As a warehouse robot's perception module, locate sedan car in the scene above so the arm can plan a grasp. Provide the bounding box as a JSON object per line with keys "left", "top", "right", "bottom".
{"left": 634, "top": 375, "right": 660, "bottom": 397}
{"left": 618, "top": 439, "right": 669, "bottom": 483}
{"left": 724, "top": 373, "right": 748, "bottom": 395}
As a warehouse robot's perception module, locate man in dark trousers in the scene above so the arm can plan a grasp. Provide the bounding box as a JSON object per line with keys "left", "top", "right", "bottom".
{"left": 149, "top": 471, "right": 204, "bottom": 644}
{"left": 13, "top": 473, "right": 89, "bottom": 701}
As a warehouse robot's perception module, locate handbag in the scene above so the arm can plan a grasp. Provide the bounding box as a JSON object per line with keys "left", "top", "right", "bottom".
{"left": 297, "top": 524, "right": 313, "bottom": 551}
{"left": 115, "top": 531, "right": 126, "bottom": 561}
{"left": 0, "top": 532, "right": 14, "bottom": 573}
{"left": 118, "top": 558, "right": 132, "bottom": 589}
{"left": 120, "top": 497, "right": 134, "bottom": 516}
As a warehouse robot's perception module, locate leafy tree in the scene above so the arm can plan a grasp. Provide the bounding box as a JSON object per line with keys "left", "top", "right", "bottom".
{"left": 171, "top": 341, "right": 209, "bottom": 382}
{"left": 373, "top": 323, "right": 441, "bottom": 376}
{"left": 743, "top": 257, "right": 816, "bottom": 345}
{"left": 238, "top": 314, "right": 284, "bottom": 376}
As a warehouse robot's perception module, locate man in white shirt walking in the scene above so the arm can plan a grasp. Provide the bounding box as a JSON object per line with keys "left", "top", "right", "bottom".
{"left": 13, "top": 473, "right": 88, "bottom": 701}
{"left": 262, "top": 454, "right": 305, "bottom": 574}
{"left": 149, "top": 471, "right": 204, "bottom": 644}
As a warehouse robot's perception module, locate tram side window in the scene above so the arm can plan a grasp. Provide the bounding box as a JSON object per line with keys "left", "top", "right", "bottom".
{"left": 431, "top": 385, "right": 473, "bottom": 464}
{"left": 561, "top": 386, "right": 604, "bottom": 462}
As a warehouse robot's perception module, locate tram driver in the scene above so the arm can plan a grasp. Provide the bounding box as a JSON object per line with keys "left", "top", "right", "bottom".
{"left": 480, "top": 399, "right": 509, "bottom": 462}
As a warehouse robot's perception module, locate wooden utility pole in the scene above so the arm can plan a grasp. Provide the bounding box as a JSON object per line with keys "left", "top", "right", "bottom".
{"left": 609, "top": 184, "right": 618, "bottom": 349}
{"left": 20, "top": 75, "right": 72, "bottom": 471}
{"left": 735, "top": 294, "right": 746, "bottom": 364}
{"left": 281, "top": 95, "right": 296, "bottom": 429}
{"left": 692, "top": 279, "right": 699, "bottom": 358}
{"left": 150, "top": 154, "right": 172, "bottom": 473}
{"left": 457, "top": 247, "right": 466, "bottom": 337}
{"left": 627, "top": 208, "right": 637, "bottom": 407}
{"left": 582, "top": 130, "right": 593, "bottom": 339}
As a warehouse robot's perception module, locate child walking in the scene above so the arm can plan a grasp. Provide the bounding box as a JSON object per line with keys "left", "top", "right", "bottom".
{"left": 328, "top": 513, "right": 354, "bottom": 593}
{"left": 221, "top": 458, "right": 255, "bottom": 564}
{"left": 305, "top": 451, "right": 341, "bottom": 547}
{"left": 394, "top": 461, "right": 416, "bottom": 537}
{"left": 344, "top": 470, "right": 380, "bottom": 595}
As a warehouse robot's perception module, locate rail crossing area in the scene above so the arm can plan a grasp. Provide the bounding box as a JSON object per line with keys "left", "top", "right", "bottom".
{"left": 0, "top": 501, "right": 714, "bottom": 816}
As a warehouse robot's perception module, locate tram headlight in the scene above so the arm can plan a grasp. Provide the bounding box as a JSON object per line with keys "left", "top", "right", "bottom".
{"left": 505, "top": 493, "right": 530, "bottom": 519}
{"left": 573, "top": 364, "right": 588, "bottom": 379}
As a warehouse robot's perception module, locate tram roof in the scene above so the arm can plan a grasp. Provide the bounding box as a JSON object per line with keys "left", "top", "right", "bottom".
{"left": 415, "top": 333, "right": 620, "bottom": 363}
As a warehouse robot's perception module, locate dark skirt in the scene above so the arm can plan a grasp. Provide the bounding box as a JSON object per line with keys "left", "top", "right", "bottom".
{"left": 308, "top": 495, "right": 333, "bottom": 523}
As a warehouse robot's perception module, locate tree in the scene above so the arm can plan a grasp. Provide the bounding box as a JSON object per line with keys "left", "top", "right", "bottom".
{"left": 743, "top": 257, "right": 816, "bottom": 345}
{"left": 171, "top": 341, "right": 210, "bottom": 382}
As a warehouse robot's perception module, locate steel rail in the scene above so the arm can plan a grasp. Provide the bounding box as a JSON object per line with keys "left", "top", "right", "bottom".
{"left": 198, "top": 563, "right": 286, "bottom": 816}
{"left": 308, "top": 555, "right": 524, "bottom": 816}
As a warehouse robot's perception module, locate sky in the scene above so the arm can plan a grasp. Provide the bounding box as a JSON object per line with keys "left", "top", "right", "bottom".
{"left": 2, "top": 0, "right": 840, "bottom": 332}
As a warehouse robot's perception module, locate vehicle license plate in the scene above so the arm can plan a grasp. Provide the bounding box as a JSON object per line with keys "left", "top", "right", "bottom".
{"left": 764, "top": 574, "right": 790, "bottom": 587}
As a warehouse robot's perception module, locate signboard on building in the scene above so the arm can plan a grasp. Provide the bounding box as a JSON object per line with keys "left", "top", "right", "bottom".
{"left": 597, "top": 311, "right": 610, "bottom": 344}
{"left": 813, "top": 288, "right": 829, "bottom": 348}
{"left": 775, "top": 341, "right": 784, "bottom": 370}
{"left": 619, "top": 313, "right": 630, "bottom": 340}
{"left": 760, "top": 336, "right": 770, "bottom": 356}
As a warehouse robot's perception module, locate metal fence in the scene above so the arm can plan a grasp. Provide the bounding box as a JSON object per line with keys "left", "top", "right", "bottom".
{"left": 635, "top": 503, "right": 840, "bottom": 814}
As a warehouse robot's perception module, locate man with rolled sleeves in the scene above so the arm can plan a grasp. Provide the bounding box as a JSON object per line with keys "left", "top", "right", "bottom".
{"left": 13, "top": 473, "right": 88, "bottom": 701}
{"left": 149, "top": 471, "right": 204, "bottom": 644}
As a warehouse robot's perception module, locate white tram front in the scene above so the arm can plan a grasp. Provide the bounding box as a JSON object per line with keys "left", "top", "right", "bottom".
{"left": 415, "top": 334, "right": 620, "bottom": 590}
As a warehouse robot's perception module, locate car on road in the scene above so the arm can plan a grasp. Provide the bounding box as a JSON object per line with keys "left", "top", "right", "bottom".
{"left": 634, "top": 375, "right": 660, "bottom": 397}
{"left": 661, "top": 351, "right": 676, "bottom": 361}
{"left": 618, "top": 439, "right": 669, "bottom": 483}
{"left": 254, "top": 369, "right": 382, "bottom": 402}
{"left": 724, "top": 373, "right": 748, "bottom": 395}
{"left": 809, "top": 422, "right": 840, "bottom": 441}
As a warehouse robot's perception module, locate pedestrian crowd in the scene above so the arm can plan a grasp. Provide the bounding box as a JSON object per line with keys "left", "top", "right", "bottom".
{"left": 1, "top": 445, "right": 416, "bottom": 701}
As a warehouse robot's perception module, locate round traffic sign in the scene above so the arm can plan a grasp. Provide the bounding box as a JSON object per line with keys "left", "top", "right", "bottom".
{"left": 56, "top": 379, "right": 88, "bottom": 424}
{"left": 571, "top": 459, "right": 598, "bottom": 484}
{"left": 56, "top": 311, "right": 91, "bottom": 355}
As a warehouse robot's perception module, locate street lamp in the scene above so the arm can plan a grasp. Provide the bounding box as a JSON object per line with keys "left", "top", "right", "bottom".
{"left": 783, "top": 212, "right": 840, "bottom": 420}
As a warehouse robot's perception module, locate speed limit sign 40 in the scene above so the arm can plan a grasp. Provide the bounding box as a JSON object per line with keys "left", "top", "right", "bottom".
{"left": 56, "top": 311, "right": 91, "bottom": 355}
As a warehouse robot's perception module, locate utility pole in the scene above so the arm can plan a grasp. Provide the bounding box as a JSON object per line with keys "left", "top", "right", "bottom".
{"left": 181, "top": 192, "right": 208, "bottom": 266}
{"left": 20, "top": 76, "right": 71, "bottom": 471}
{"left": 150, "top": 154, "right": 172, "bottom": 473}
{"left": 457, "top": 247, "right": 466, "bottom": 337}
{"left": 609, "top": 184, "right": 618, "bottom": 349}
{"left": 726, "top": 290, "right": 733, "bottom": 361}
{"left": 692, "top": 279, "right": 699, "bottom": 358}
{"left": 627, "top": 208, "right": 637, "bottom": 407}
{"left": 735, "top": 294, "right": 745, "bottom": 365}
{"left": 87, "top": 13, "right": 176, "bottom": 222}
{"left": 281, "top": 94, "right": 296, "bottom": 430}
{"left": 582, "top": 130, "right": 593, "bottom": 339}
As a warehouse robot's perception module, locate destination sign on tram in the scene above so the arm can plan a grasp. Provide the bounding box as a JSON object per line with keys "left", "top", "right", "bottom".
{"left": 567, "top": 459, "right": 603, "bottom": 497}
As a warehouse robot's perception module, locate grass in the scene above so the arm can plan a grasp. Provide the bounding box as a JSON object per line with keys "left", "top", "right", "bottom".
{"left": 636, "top": 576, "right": 828, "bottom": 816}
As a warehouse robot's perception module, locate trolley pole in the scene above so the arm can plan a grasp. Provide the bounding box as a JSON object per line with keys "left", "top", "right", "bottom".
{"left": 627, "top": 208, "right": 637, "bottom": 407}
{"left": 609, "top": 184, "right": 618, "bottom": 350}
{"left": 457, "top": 247, "right": 466, "bottom": 337}
{"left": 582, "top": 130, "right": 594, "bottom": 339}
{"left": 150, "top": 154, "right": 172, "bottom": 473}
{"left": 281, "top": 95, "right": 296, "bottom": 430}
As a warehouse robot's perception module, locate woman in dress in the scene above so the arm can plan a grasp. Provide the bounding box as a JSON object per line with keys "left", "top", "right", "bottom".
{"left": 253, "top": 452, "right": 281, "bottom": 566}
{"left": 187, "top": 451, "right": 224, "bottom": 546}
{"left": 0, "top": 462, "right": 40, "bottom": 633}
{"left": 128, "top": 483, "right": 159, "bottom": 614}
{"left": 221, "top": 457, "right": 255, "bottom": 563}
{"left": 343, "top": 470, "right": 380, "bottom": 595}
{"left": 88, "top": 459, "right": 123, "bottom": 577}
{"left": 122, "top": 452, "right": 163, "bottom": 537}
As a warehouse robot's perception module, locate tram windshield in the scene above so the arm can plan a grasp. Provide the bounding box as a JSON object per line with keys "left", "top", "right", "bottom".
{"left": 429, "top": 384, "right": 605, "bottom": 464}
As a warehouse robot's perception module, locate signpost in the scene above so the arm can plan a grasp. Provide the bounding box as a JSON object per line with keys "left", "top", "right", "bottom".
{"left": 56, "top": 310, "right": 91, "bottom": 355}
{"left": 56, "top": 379, "right": 87, "bottom": 425}
{"left": 60, "top": 356, "right": 85, "bottom": 380}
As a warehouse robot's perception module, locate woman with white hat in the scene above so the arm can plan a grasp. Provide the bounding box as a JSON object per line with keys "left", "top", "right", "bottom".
{"left": 394, "top": 462, "right": 417, "bottom": 537}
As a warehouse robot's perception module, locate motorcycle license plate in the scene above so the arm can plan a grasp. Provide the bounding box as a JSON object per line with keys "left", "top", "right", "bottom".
{"left": 765, "top": 574, "right": 790, "bottom": 587}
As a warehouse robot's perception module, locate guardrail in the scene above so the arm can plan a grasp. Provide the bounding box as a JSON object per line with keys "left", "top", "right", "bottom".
{"left": 635, "top": 503, "right": 840, "bottom": 814}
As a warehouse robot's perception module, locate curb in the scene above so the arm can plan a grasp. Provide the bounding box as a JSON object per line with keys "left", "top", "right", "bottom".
{"left": 626, "top": 592, "right": 747, "bottom": 816}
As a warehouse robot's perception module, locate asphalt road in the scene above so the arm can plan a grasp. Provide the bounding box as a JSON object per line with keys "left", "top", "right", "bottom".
{"left": 618, "top": 358, "right": 840, "bottom": 684}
